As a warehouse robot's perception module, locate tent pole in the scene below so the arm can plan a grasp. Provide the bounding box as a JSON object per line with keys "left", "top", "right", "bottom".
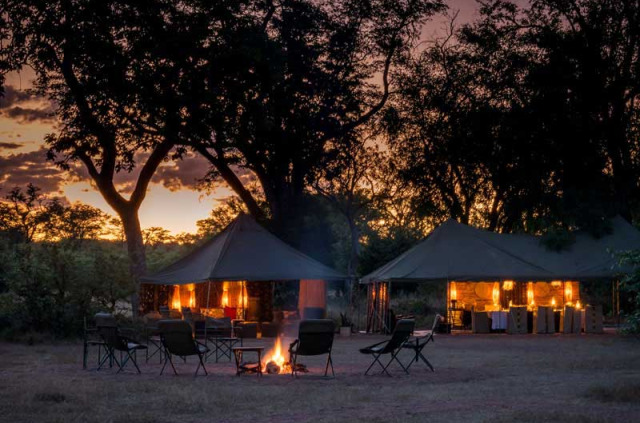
{"left": 204, "top": 280, "right": 211, "bottom": 341}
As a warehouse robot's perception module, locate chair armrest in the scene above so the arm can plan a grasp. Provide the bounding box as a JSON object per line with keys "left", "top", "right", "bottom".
{"left": 364, "top": 339, "right": 388, "bottom": 349}
{"left": 288, "top": 339, "right": 299, "bottom": 353}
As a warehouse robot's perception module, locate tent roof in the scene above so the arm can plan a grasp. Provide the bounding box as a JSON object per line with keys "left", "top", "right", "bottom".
{"left": 141, "top": 213, "right": 346, "bottom": 285}
{"left": 361, "top": 216, "right": 640, "bottom": 283}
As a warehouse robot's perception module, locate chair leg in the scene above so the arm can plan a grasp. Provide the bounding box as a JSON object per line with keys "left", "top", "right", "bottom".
{"left": 195, "top": 353, "right": 208, "bottom": 376}
{"left": 128, "top": 350, "right": 142, "bottom": 374}
{"left": 324, "top": 354, "right": 335, "bottom": 378}
{"left": 291, "top": 352, "right": 298, "bottom": 378}
{"left": 365, "top": 354, "right": 385, "bottom": 375}
{"left": 391, "top": 351, "right": 409, "bottom": 375}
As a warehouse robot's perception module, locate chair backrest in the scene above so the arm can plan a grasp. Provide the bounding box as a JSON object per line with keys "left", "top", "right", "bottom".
{"left": 158, "top": 319, "right": 198, "bottom": 356}
{"left": 94, "top": 312, "right": 117, "bottom": 328}
{"left": 381, "top": 319, "right": 415, "bottom": 354}
{"left": 296, "top": 319, "right": 335, "bottom": 356}
{"left": 159, "top": 306, "right": 170, "bottom": 319}
{"left": 98, "top": 325, "right": 129, "bottom": 351}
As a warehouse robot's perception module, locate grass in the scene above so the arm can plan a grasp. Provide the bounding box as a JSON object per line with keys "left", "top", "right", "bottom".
{"left": 0, "top": 332, "right": 639, "bottom": 422}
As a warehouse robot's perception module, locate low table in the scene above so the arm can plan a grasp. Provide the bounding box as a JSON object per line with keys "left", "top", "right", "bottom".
{"left": 207, "top": 336, "right": 242, "bottom": 362}
{"left": 232, "top": 347, "right": 264, "bottom": 377}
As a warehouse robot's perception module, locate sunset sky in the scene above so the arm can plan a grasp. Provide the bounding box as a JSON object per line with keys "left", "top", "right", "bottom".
{"left": 0, "top": 0, "right": 484, "bottom": 234}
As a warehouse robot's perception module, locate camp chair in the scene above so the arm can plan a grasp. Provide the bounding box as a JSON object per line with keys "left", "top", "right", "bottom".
{"left": 83, "top": 315, "right": 110, "bottom": 369}
{"left": 143, "top": 312, "right": 164, "bottom": 363}
{"left": 97, "top": 317, "right": 147, "bottom": 374}
{"left": 158, "top": 319, "right": 209, "bottom": 376}
{"left": 288, "top": 319, "right": 336, "bottom": 378}
{"left": 402, "top": 314, "right": 442, "bottom": 372}
{"left": 360, "top": 319, "right": 415, "bottom": 376}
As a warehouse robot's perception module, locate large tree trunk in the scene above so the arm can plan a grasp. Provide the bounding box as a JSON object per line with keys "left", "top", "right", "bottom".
{"left": 119, "top": 207, "right": 146, "bottom": 318}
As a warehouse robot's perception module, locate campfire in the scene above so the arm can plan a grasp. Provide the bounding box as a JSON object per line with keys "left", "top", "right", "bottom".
{"left": 262, "top": 336, "right": 307, "bottom": 374}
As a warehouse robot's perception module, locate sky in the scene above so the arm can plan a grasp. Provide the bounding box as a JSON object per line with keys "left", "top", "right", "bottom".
{"left": 0, "top": 0, "right": 489, "bottom": 235}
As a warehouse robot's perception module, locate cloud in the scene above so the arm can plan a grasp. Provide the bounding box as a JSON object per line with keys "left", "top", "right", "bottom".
{"left": 0, "top": 142, "right": 23, "bottom": 150}
{"left": 0, "top": 147, "right": 67, "bottom": 195}
{"left": 1, "top": 106, "right": 56, "bottom": 123}
{"left": 0, "top": 85, "right": 38, "bottom": 108}
{"left": 0, "top": 84, "right": 56, "bottom": 124}
{"left": 152, "top": 153, "right": 212, "bottom": 191}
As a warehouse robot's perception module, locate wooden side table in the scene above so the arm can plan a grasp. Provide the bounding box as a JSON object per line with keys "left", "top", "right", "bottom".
{"left": 232, "top": 347, "right": 264, "bottom": 377}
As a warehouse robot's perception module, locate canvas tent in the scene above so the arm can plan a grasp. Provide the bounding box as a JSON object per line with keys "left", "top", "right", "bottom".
{"left": 141, "top": 213, "right": 345, "bottom": 318}
{"left": 361, "top": 216, "right": 640, "bottom": 283}
{"left": 142, "top": 213, "right": 345, "bottom": 284}
{"left": 361, "top": 216, "right": 640, "bottom": 332}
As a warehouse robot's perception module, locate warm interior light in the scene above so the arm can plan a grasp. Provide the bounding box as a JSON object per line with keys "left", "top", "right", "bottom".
{"left": 551, "top": 280, "right": 562, "bottom": 288}
{"left": 527, "top": 282, "right": 534, "bottom": 304}
{"left": 172, "top": 285, "right": 181, "bottom": 309}
{"left": 575, "top": 300, "right": 581, "bottom": 310}
{"left": 551, "top": 297, "right": 557, "bottom": 307}
{"left": 503, "top": 280, "right": 514, "bottom": 291}
{"left": 565, "top": 283, "right": 573, "bottom": 303}
{"left": 222, "top": 287, "right": 229, "bottom": 307}
{"left": 450, "top": 282, "right": 457, "bottom": 301}
{"left": 492, "top": 282, "right": 500, "bottom": 306}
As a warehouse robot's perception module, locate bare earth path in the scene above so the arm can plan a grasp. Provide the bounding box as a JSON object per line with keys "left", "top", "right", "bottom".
{"left": 1, "top": 332, "right": 639, "bottom": 423}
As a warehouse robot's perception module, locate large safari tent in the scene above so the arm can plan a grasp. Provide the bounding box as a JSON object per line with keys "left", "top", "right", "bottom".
{"left": 362, "top": 217, "right": 640, "bottom": 332}
{"left": 141, "top": 213, "right": 345, "bottom": 322}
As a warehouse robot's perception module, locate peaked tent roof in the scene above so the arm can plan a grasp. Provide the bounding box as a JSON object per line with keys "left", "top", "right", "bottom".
{"left": 142, "top": 213, "right": 346, "bottom": 285}
{"left": 361, "top": 219, "right": 555, "bottom": 283}
{"left": 361, "top": 216, "right": 640, "bottom": 283}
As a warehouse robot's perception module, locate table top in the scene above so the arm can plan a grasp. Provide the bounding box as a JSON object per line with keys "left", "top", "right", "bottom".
{"left": 232, "top": 346, "right": 264, "bottom": 351}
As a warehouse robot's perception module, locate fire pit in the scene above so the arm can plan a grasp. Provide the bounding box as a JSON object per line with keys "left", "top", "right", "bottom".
{"left": 262, "top": 336, "right": 307, "bottom": 374}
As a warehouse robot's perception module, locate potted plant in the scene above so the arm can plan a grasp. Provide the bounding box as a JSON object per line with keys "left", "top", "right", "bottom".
{"left": 339, "top": 312, "right": 352, "bottom": 337}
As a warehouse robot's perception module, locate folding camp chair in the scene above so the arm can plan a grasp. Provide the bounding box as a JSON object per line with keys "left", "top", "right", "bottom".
{"left": 143, "top": 312, "right": 164, "bottom": 363}
{"left": 82, "top": 316, "right": 109, "bottom": 369}
{"left": 360, "top": 319, "right": 415, "bottom": 376}
{"left": 288, "top": 319, "right": 336, "bottom": 378}
{"left": 158, "top": 320, "right": 209, "bottom": 376}
{"left": 402, "top": 314, "right": 442, "bottom": 372}
{"left": 98, "top": 325, "right": 147, "bottom": 374}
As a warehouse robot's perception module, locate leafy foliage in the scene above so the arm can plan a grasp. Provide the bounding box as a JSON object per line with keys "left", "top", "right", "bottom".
{"left": 616, "top": 250, "right": 640, "bottom": 334}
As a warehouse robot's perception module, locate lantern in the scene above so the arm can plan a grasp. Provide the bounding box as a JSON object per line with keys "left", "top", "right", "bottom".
{"left": 503, "top": 280, "right": 514, "bottom": 291}
{"left": 565, "top": 284, "right": 573, "bottom": 303}
{"left": 527, "top": 282, "right": 534, "bottom": 306}
{"left": 222, "top": 287, "right": 229, "bottom": 307}
{"left": 492, "top": 282, "right": 500, "bottom": 306}
{"left": 575, "top": 300, "right": 581, "bottom": 310}
{"left": 551, "top": 297, "right": 557, "bottom": 308}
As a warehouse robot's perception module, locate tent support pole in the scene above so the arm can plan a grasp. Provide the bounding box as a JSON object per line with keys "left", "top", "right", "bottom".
{"left": 204, "top": 281, "right": 211, "bottom": 341}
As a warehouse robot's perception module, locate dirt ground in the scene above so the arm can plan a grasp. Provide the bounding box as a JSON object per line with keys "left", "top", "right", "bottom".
{"left": 0, "top": 331, "right": 639, "bottom": 423}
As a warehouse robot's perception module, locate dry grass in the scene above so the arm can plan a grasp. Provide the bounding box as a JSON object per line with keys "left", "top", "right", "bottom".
{"left": 0, "top": 332, "right": 639, "bottom": 423}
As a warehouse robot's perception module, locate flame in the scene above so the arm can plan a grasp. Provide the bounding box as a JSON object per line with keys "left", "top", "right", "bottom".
{"left": 262, "top": 336, "right": 288, "bottom": 374}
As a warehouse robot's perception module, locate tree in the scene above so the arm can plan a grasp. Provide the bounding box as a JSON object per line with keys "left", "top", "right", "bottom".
{"left": 386, "top": 1, "right": 640, "bottom": 234}
{"left": 0, "top": 0, "right": 251, "bottom": 314}
{"left": 0, "top": 184, "right": 49, "bottom": 243}
{"left": 192, "top": 0, "right": 446, "bottom": 241}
